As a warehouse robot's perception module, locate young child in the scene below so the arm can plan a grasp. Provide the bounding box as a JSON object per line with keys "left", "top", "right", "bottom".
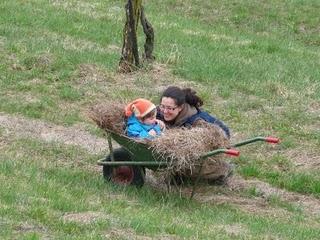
{"left": 125, "top": 98, "right": 164, "bottom": 139}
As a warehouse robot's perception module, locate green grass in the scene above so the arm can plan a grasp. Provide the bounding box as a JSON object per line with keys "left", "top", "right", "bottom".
{"left": 1, "top": 0, "right": 320, "bottom": 239}
{"left": 1, "top": 138, "right": 319, "bottom": 239}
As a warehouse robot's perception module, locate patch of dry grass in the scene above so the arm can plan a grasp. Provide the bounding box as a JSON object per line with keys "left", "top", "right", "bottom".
{"left": 88, "top": 101, "right": 126, "bottom": 134}
{"left": 151, "top": 125, "right": 229, "bottom": 173}
{"left": 62, "top": 211, "right": 107, "bottom": 224}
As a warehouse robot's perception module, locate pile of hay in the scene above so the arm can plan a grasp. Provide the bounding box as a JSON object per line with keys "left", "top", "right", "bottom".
{"left": 88, "top": 102, "right": 230, "bottom": 175}
{"left": 88, "top": 102, "right": 126, "bottom": 134}
{"left": 150, "top": 124, "right": 230, "bottom": 173}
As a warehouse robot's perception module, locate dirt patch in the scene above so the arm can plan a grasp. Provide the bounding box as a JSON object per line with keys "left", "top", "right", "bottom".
{"left": 227, "top": 176, "right": 320, "bottom": 217}
{"left": 113, "top": 62, "right": 203, "bottom": 95}
{"left": 62, "top": 211, "right": 106, "bottom": 224}
{"left": 285, "top": 147, "right": 320, "bottom": 170}
{"left": 185, "top": 185, "right": 290, "bottom": 218}
{"left": 3, "top": 90, "right": 40, "bottom": 104}
{"left": 304, "top": 122, "right": 320, "bottom": 133}
{"left": 0, "top": 135, "right": 7, "bottom": 148}
{"left": 41, "top": 30, "right": 111, "bottom": 54}
{"left": 153, "top": 175, "right": 320, "bottom": 219}
{"left": 14, "top": 222, "right": 48, "bottom": 237}
{"left": 0, "top": 112, "right": 108, "bottom": 154}
{"left": 145, "top": 173, "right": 292, "bottom": 218}
{"left": 63, "top": 209, "right": 180, "bottom": 240}
{"left": 75, "top": 63, "right": 114, "bottom": 85}
{"left": 0, "top": 128, "right": 13, "bottom": 149}
{"left": 215, "top": 223, "right": 248, "bottom": 237}
{"left": 105, "top": 228, "right": 181, "bottom": 240}
{"left": 50, "top": 1, "right": 123, "bottom": 22}
{"left": 306, "top": 100, "right": 320, "bottom": 117}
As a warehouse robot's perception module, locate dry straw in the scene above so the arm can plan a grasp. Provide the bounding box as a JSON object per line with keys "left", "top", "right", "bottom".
{"left": 150, "top": 124, "right": 229, "bottom": 173}
{"left": 88, "top": 102, "right": 126, "bottom": 134}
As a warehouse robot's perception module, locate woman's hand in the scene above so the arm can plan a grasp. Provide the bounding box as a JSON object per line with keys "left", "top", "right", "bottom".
{"left": 156, "top": 119, "right": 166, "bottom": 131}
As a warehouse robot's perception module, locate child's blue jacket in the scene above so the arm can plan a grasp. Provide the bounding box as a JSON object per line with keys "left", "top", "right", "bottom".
{"left": 126, "top": 115, "right": 161, "bottom": 139}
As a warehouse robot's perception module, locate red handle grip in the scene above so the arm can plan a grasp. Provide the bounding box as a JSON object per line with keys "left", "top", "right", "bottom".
{"left": 225, "top": 149, "right": 240, "bottom": 156}
{"left": 265, "top": 137, "right": 280, "bottom": 144}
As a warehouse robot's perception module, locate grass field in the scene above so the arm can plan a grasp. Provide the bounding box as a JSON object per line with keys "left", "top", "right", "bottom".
{"left": 0, "top": 0, "right": 319, "bottom": 239}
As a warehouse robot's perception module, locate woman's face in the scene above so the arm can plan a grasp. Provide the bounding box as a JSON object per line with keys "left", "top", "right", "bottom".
{"left": 160, "top": 97, "right": 183, "bottom": 121}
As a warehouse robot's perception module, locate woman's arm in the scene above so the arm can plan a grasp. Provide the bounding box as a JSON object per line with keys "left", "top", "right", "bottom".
{"left": 192, "top": 118, "right": 230, "bottom": 139}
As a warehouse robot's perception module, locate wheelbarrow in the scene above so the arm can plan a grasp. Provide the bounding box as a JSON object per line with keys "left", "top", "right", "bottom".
{"left": 97, "top": 130, "right": 279, "bottom": 197}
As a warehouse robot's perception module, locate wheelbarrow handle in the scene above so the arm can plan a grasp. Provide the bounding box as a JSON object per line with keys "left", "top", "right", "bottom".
{"left": 225, "top": 149, "right": 240, "bottom": 156}
{"left": 232, "top": 136, "right": 280, "bottom": 148}
{"left": 265, "top": 137, "right": 280, "bottom": 144}
{"left": 200, "top": 148, "right": 240, "bottom": 159}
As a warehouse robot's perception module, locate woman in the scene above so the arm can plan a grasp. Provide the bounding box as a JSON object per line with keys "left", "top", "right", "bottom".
{"left": 157, "top": 86, "right": 232, "bottom": 184}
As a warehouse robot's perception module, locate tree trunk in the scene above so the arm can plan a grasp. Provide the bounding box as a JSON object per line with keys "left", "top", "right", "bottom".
{"left": 119, "top": 0, "right": 142, "bottom": 73}
{"left": 118, "top": 0, "right": 155, "bottom": 73}
{"left": 140, "top": 6, "right": 155, "bottom": 61}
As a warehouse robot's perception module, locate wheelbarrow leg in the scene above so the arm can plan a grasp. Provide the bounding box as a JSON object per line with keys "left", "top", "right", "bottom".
{"left": 165, "top": 173, "right": 181, "bottom": 195}
{"left": 107, "top": 133, "right": 114, "bottom": 162}
{"left": 190, "top": 159, "right": 205, "bottom": 199}
{"left": 170, "top": 174, "right": 184, "bottom": 198}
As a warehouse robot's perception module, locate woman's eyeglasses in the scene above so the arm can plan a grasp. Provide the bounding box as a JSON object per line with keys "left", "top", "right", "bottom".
{"left": 159, "top": 104, "right": 178, "bottom": 111}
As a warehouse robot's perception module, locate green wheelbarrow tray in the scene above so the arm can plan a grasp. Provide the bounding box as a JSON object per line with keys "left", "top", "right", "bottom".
{"left": 97, "top": 130, "right": 279, "bottom": 192}
{"left": 98, "top": 130, "right": 169, "bottom": 170}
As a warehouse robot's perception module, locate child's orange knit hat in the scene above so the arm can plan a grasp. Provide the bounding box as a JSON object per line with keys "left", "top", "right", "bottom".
{"left": 125, "top": 98, "right": 156, "bottom": 118}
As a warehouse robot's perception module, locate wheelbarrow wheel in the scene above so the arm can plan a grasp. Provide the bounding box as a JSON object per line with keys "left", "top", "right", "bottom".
{"left": 103, "top": 148, "right": 145, "bottom": 187}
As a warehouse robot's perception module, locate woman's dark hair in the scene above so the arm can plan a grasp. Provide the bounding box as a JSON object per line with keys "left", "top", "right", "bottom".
{"left": 160, "top": 86, "right": 203, "bottom": 108}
